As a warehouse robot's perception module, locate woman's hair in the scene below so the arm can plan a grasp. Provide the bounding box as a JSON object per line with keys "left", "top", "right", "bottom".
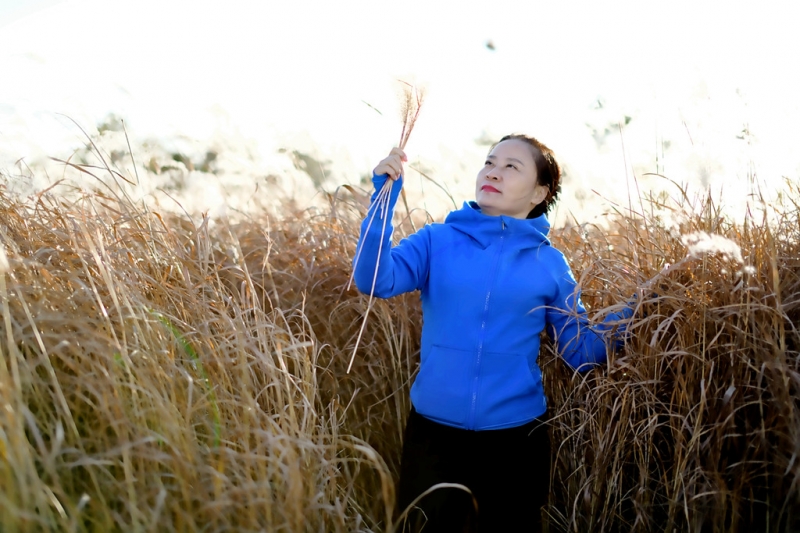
{"left": 495, "top": 134, "right": 562, "bottom": 219}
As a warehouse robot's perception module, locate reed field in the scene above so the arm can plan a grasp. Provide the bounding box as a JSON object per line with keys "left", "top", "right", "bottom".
{"left": 0, "top": 148, "right": 799, "bottom": 532}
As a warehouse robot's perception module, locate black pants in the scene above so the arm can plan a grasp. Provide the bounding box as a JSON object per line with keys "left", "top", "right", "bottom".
{"left": 396, "top": 409, "right": 552, "bottom": 533}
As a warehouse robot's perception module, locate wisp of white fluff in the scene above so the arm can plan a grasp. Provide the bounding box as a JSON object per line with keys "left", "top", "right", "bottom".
{"left": 680, "top": 231, "right": 744, "bottom": 263}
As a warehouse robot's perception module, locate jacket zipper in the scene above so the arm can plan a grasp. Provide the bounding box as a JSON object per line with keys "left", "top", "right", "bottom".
{"left": 467, "top": 218, "right": 506, "bottom": 429}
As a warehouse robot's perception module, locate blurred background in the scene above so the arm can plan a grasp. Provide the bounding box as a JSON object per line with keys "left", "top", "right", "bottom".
{"left": 1, "top": 0, "right": 798, "bottom": 223}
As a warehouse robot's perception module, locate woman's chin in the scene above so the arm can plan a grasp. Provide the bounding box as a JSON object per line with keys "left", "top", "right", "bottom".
{"left": 477, "top": 203, "right": 500, "bottom": 216}
{"left": 476, "top": 197, "right": 494, "bottom": 211}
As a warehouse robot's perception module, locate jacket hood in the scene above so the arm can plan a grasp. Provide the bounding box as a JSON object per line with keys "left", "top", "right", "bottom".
{"left": 444, "top": 201, "right": 551, "bottom": 250}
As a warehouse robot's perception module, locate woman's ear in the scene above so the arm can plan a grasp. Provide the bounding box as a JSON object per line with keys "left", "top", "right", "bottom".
{"left": 530, "top": 183, "right": 549, "bottom": 210}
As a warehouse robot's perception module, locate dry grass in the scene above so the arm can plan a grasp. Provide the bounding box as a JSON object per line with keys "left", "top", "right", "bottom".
{"left": 544, "top": 185, "right": 800, "bottom": 532}
{"left": 0, "top": 181, "right": 416, "bottom": 532}
{"left": 0, "top": 160, "right": 798, "bottom": 531}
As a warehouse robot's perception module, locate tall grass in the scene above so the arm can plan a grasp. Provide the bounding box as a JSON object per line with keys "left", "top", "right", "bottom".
{"left": 0, "top": 180, "right": 414, "bottom": 532}
{"left": 544, "top": 185, "right": 800, "bottom": 532}
{"left": 0, "top": 158, "right": 798, "bottom": 531}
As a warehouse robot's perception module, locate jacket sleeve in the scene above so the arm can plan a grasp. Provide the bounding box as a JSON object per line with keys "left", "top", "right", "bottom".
{"left": 545, "top": 252, "right": 633, "bottom": 371}
{"left": 352, "top": 172, "right": 431, "bottom": 298}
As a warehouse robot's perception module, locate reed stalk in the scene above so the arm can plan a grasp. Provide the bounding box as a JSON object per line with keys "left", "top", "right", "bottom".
{"left": 346, "top": 82, "right": 425, "bottom": 374}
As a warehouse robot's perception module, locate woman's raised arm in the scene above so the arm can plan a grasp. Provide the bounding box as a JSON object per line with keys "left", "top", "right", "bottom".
{"left": 352, "top": 149, "right": 431, "bottom": 298}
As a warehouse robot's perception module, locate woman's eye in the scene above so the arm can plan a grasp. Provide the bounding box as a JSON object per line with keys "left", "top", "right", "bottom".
{"left": 507, "top": 164, "right": 517, "bottom": 170}
{"left": 484, "top": 161, "right": 492, "bottom": 166}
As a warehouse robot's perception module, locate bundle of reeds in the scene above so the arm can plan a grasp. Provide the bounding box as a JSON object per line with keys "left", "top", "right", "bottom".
{"left": 348, "top": 82, "right": 425, "bottom": 373}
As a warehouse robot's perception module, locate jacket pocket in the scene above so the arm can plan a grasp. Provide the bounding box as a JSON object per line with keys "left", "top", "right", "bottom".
{"left": 475, "top": 351, "right": 545, "bottom": 427}
{"left": 410, "top": 344, "right": 473, "bottom": 427}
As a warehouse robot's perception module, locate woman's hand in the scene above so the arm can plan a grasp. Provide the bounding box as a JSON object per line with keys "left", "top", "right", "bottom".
{"left": 373, "top": 147, "right": 407, "bottom": 181}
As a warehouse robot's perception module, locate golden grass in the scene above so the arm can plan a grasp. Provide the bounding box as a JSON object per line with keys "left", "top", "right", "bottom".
{"left": 0, "top": 161, "right": 798, "bottom": 531}
{"left": 0, "top": 182, "right": 414, "bottom": 532}
{"left": 544, "top": 185, "right": 800, "bottom": 532}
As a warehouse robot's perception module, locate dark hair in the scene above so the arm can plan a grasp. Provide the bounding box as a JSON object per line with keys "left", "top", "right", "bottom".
{"left": 495, "top": 134, "right": 562, "bottom": 219}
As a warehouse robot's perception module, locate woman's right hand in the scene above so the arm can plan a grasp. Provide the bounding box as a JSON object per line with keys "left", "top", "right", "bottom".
{"left": 373, "top": 147, "right": 407, "bottom": 181}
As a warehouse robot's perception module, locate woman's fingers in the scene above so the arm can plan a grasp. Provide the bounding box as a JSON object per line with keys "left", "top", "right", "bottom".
{"left": 389, "top": 147, "right": 408, "bottom": 162}
{"left": 375, "top": 156, "right": 402, "bottom": 180}
{"left": 373, "top": 148, "right": 408, "bottom": 181}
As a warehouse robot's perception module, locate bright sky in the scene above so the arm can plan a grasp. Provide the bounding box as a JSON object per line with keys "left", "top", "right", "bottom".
{"left": 1, "top": 0, "right": 798, "bottom": 220}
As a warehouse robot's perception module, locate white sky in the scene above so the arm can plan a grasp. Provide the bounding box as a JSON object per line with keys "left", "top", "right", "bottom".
{"left": 1, "top": 0, "right": 799, "bottom": 220}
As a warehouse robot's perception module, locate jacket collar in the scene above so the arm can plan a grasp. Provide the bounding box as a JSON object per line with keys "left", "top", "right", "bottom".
{"left": 444, "top": 201, "right": 551, "bottom": 250}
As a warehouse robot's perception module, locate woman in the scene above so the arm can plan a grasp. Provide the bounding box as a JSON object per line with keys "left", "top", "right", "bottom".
{"left": 352, "top": 134, "right": 633, "bottom": 532}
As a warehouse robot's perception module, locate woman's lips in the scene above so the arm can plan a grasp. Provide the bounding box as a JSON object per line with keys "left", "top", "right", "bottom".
{"left": 481, "top": 185, "right": 500, "bottom": 193}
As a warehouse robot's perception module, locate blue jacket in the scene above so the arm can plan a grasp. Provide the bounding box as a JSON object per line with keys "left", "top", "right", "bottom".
{"left": 353, "top": 174, "right": 632, "bottom": 430}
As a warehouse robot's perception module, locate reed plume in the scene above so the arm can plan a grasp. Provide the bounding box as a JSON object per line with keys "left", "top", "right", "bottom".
{"left": 347, "top": 82, "right": 425, "bottom": 373}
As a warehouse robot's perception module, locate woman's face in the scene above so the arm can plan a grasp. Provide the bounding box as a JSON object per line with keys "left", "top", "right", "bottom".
{"left": 475, "top": 139, "right": 549, "bottom": 219}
